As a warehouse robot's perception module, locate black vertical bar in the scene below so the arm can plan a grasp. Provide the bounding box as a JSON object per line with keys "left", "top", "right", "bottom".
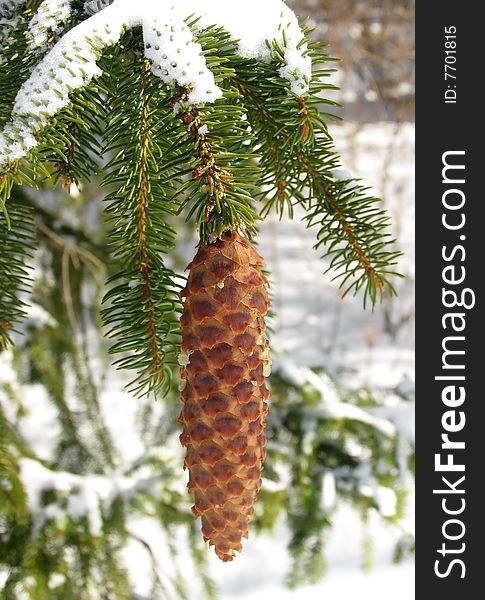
{"left": 416, "top": 2, "right": 482, "bottom": 597}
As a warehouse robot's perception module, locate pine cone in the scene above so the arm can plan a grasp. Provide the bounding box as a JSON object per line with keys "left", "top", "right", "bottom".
{"left": 178, "top": 229, "right": 271, "bottom": 562}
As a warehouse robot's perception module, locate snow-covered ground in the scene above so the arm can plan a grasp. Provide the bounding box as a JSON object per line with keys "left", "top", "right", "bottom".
{"left": 208, "top": 510, "right": 414, "bottom": 600}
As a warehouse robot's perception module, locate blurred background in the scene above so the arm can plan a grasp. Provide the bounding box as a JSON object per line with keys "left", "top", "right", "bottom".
{"left": 0, "top": 0, "right": 415, "bottom": 598}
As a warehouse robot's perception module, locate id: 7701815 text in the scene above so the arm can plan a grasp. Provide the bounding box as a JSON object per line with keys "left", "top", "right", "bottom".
{"left": 444, "top": 26, "right": 457, "bottom": 104}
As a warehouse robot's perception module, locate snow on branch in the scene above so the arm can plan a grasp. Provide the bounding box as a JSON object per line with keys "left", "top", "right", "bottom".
{"left": 276, "top": 359, "right": 397, "bottom": 437}
{"left": 0, "top": 0, "right": 311, "bottom": 169}
{"left": 26, "top": 0, "right": 73, "bottom": 50}
{"left": 20, "top": 457, "right": 167, "bottom": 536}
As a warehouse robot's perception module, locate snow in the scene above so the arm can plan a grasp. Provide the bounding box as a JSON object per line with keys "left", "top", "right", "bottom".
{"left": 191, "top": 0, "right": 311, "bottom": 94}
{"left": 47, "top": 573, "right": 66, "bottom": 590}
{"left": 320, "top": 470, "right": 337, "bottom": 510}
{"left": 0, "top": 349, "right": 16, "bottom": 386}
{"left": 19, "top": 456, "right": 170, "bottom": 536}
{"left": 142, "top": 6, "right": 222, "bottom": 106}
{"left": 0, "top": 1, "right": 26, "bottom": 63}
{"left": 15, "top": 384, "right": 62, "bottom": 461}
{"left": 0, "top": 0, "right": 311, "bottom": 168}
{"left": 275, "top": 358, "right": 397, "bottom": 437}
{"left": 206, "top": 509, "right": 414, "bottom": 600}
{"left": 331, "top": 168, "right": 353, "bottom": 181}
{"left": 27, "top": 0, "right": 72, "bottom": 50}
{"left": 375, "top": 486, "right": 397, "bottom": 518}
{"left": 25, "top": 301, "right": 58, "bottom": 327}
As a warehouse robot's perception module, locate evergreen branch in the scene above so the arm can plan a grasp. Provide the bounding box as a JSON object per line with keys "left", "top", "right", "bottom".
{"left": 0, "top": 159, "right": 45, "bottom": 225}
{"left": 295, "top": 153, "right": 395, "bottom": 291}
{"left": 0, "top": 2, "right": 105, "bottom": 208}
{"left": 0, "top": 407, "right": 28, "bottom": 522}
{"left": 0, "top": 1, "right": 38, "bottom": 127}
{"left": 35, "top": 85, "right": 105, "bottom": 188}
{"left": 231, "top": 43, "right": 402, "bottom": 307}
{"left": 0, "top": 163, "right": 17, "bottom": 221}
{"left": 230, "top": 47, "right": 339, "bottom": 219}
{"left": 177, "top": 98, "right": 244, "bottom": 241}
{"left": 180, "top": 100, "right": 261, "bottom": 241}
{"left": 302, "top": 170, "right": 402, "bottom": 307}
{"left": 135, "top": 59, "right": 166, "bottom": 382}
{"left": 101, "top": 51, "right": 181, "bottom": 398}
{"left": 0, "top": 190, "right": 35, "bottom": 349}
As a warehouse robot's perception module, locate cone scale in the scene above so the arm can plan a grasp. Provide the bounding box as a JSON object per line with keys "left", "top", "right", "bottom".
{"left": 178, "top": 230, "right": 271, "bottom": 562}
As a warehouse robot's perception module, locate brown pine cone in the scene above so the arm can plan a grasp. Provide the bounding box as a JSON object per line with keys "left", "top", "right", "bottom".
{"left": 178, "top": 229, "right": 271, "bottom": 562}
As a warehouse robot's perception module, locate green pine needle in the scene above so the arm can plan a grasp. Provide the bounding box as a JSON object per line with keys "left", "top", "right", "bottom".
{"left": 0, "top": 190, "right": 35, "bottom": 350}
{"left": 100, "top": 47, "right": 181, "bottom": 398}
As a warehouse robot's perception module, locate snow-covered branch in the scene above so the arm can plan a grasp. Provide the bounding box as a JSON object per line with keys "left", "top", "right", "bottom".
{"left": 0, "top": 0, "right": 311, "bottom": 168}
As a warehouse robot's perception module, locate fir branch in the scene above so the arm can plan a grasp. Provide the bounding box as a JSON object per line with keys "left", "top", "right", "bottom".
{"left": 101, "top": 51, "right": 181, "bottom": 398}
{"left": 135, "top": 59, "right": 166, "bottom": 381}
{"left": 0, "top": 1, "right": 104, "bottom": 205}
{"left": 36, "top": 86, "right": 105, "bottom": 188}
{"left": 297, "top": 155, "right": 399, "bottom": 302}
{"left": 178, "top": 99, "right": 238, "bottom": 241}
{"left": 174, "top": 85, "right": 260, "bottom": 240}
{"left": 0, "top": 160, "right": 43, "bottom": 224}
{"left": 0, "top": 163, "right": 17, "bottom": 221}
{"left": 0, "top": 405, "right": 28, "bottom": 522}
{"left": 0, "top": 190, "right": 35, "bottom": 349}
{"left": 231, "top": 44, "right": 401, "bottom": 306}
{"left": 0, "top": 1, "right": 37, "bottom": 127}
